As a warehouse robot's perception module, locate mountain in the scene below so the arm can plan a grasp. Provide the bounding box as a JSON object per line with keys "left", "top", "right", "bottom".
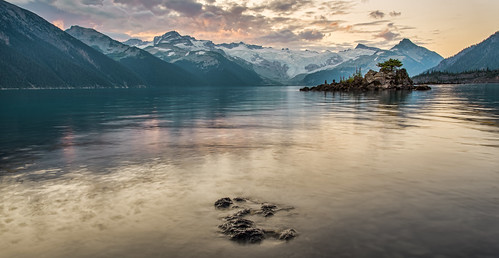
{"left": 122, "top": 38, "right": 152, "bottom": 49}
{"left": 430, "top": 31, "right": 499, "bottom": 73}
{"left": 390, "top": 39, "right": 443, "bottom": 74}
{"left": 126, "top": 31, "right": 266, "bottom": 86}
{"left": 301, "top": 39, "right": 443, "bottom": 85}
{"left": 0, "top": 0, "right": 144, "bottom": 88}
{"left": 126, "top": 35, "right": 442, "bottom": 86}
{"left": 217, "top": 44, "right": 359, "bottom": 85}
{"left": 66, "top": 26, "right": 199, "bottom": 87}
{"left": 355, "top": 44, "right": 381, "bottom": 51}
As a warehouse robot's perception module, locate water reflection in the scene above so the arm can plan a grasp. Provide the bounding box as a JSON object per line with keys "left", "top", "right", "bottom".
{"left": 1, "top": 85, "right": 499, "bottom": 257}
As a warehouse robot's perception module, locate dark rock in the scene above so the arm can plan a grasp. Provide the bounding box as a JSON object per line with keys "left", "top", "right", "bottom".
{"left": 225, "top": 208, "right": 252, "bottom": 220}
{"left": 258, "top": 203, "right": 277, "bottom": 217}
{"left": 300, "top": 87, "right": 310, "bottom": 92}
{"left": 261, "top": 204, "right": 277, "bottom": 210}
{"left": 215, "top": 197, "right": 297, "bottom": 243}
{"left": 219, "top": 218, "right": 265, "bottom": 243}
{"left": 414, "top": 85, "right": 431, "bottom": 91}
{"left": 219, "top": 218, "right": 254, "bottom": 233}
{"left": 230, "top": 227, "right": 265, "bottom": 243}
{"left": 279, "top": 229, "right": 297, "bottom": 241}
{"left": 214, "top": 197, "right": 233, "bottom": 209}
{"left": 256, "top": 203, "right": 277, "bottom": 217}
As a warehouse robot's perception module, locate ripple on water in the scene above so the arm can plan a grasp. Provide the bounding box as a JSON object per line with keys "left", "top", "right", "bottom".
{"left": 1, "top": 85, "right": 499, "bottom": 257}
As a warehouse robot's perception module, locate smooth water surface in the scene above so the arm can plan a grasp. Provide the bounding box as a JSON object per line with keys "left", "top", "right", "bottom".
{"left": 1, "top": 84, "right": 499, "bottom": 258}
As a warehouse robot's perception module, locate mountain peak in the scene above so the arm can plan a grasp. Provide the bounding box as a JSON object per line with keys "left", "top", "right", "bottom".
{"left": 154, "top": 31, "right": 195, "bottom": 46}
{"left": 394, "top": 38, "right": 418, "bottom": 49}
{"left": 163, "top": 31, "right": 181, "bottom": 38}
{"left": 217, "top": 41, "right": 264, "bottom": 50}
{"left": 355, "top": 44, "right": 380, "bottom": 51}
{"left": 67, "top": 25, "right": 99, "bottom": 35}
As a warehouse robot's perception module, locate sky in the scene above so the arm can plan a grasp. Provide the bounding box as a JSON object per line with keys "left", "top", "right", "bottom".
{"left": 9, "top": 0, "right": 499, "bottom": 57}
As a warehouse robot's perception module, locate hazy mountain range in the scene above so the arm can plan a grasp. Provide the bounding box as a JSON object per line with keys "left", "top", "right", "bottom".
{"left": 123, "top": 32, "right": 443, "bottom": 85}
{"left": 0, "top": 0, "right": 497, "bottom": 89}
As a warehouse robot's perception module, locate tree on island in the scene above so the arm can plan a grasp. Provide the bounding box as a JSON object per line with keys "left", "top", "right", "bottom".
{"left": 377, "top": 59, "right": 403, "bottom": 72}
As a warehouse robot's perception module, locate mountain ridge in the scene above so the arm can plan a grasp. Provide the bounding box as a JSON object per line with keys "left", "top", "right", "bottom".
{"left": 66, "top": 25, "right": 200, "bottom": 87}
{"left": 0, "top": 0, "right": 145, "bottom": 88}
{"left": 429, "top": 31, "right": 499, "bottom": 73}
{"left": 124, "top": 33, "right": 443, "bottom": 85}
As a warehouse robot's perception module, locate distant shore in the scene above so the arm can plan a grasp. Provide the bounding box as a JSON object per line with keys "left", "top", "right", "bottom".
{"left": 412, "top": 69, "right": 499, "bottom": 84}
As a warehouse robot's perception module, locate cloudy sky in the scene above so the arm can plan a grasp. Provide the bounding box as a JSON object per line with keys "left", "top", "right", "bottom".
{"left": 10, "top": 0, "right": 499, "bottom": 57}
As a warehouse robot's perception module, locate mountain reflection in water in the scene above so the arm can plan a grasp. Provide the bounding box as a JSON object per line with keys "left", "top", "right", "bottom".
{"left": 1, "top": 84, "right": 499, "bottom": 258}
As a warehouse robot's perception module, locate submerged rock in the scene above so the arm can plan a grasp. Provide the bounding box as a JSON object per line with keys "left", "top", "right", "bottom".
{"left": 219, "top": 218, "right": 254, "bottom": 233}
{"left": 279, "top": 229, "right": 297, "bottom": 240}
{"left": 215, "top": 197, "right": 297, "bottom": 243}
{"left": 260, "top": 203, "right": 277, "bottom": 217}
{"left": 414, "top": 85, "right": 432, "bottom": 91}
{"left": 225, "top": 208, "right": 252, "bottom": 220}
{"left": 214, "top": 197, "right": 233, "bottom": 209}
{"left": 230, "top": 227, "right": 265, "bottom": 243}
{"left": 219, "top": 218, "right": 265, "bottom": 243}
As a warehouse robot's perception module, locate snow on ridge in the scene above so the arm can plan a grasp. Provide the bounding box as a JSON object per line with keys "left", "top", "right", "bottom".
{"left": 220, "top": 44, "right": 376, "bottom": 77}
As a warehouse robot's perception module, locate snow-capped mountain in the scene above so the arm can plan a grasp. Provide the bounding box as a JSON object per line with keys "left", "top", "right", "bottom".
{"left": 67, "top": 26, "right": 141, "bottom": 58}
{"left": 430, "top": 31, "right": 499, "bottom": 73}
{"left": 390, "top": 38, "right": 443, "bottom": 75}
{"left": 122, "top": 38, "right": 152, "bottom": 49}
{"left": 301, "top": 38, "right": 443, "bottom": 85}
{"left": 125, "top": 33, "right": 443, "bottom": 85}
{"left": 66, "top": 26, "right": 200, "bottom": 86}
{"left": 218, "top": 44, "right": 378, "bottom": 84}
{"left": 126, "top": 31, "right": 266, "bottom": 86}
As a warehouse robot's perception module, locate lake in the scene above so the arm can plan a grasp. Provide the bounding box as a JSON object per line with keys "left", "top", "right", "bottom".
{"left": 1, "top": 84, "right": 499, "bottom": 258}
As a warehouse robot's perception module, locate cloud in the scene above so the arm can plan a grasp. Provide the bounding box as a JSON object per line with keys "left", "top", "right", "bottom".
{"left": 252, "top": 0, "right": 313, "bottom": 13}
{"left": 81, "top": 0, "right": 103, "bottom": 6}
{"left": 369, "top": 10, "right": 385, "bottom": 19}
{"left": 375, "top": 28, "right": 400, "bottom": 41}
{"left": 165, "top": 0, "right": 203, "bottom": 16}
{"left": 320, "top": 1, "right": 355, "bottom": 16}
{"left": 299, "top": 29, "right": 325, "bottom": 41}
{"left": 112, "top": 0, "right": 203, "bottom": 16}
{"left": 389, "top": 11, "right": 401, "bottom": 17}
{"left": 355, "top": 20, "right": 389, "bottom": 26}
{"left": 10, "top": 0, "right": 361, "bottom": 50}
{"left": 259, "top": 29, "right": 299, "bottom": 43}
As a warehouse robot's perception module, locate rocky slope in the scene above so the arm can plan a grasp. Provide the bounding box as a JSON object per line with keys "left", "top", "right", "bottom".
{"left": 66, "top": 26, "right": 200, "bottom": 87}
{"left": 131, "top": 31, "right": 267, "bottom": 86}
{"left": 0, "top": 0, "right": 143, "bottom": 88}
{"left": 429, "top": 31, "right": 499, "bottom": 73}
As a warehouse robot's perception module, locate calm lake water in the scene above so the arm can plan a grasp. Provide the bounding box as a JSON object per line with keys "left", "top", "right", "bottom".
{"left": 1, "top": 84, "right": 499, "bottom": 258}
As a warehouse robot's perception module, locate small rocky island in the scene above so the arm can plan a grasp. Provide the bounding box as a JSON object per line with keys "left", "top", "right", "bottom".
{"left": 300, "top": 59, "right": 431, "bottom": 92}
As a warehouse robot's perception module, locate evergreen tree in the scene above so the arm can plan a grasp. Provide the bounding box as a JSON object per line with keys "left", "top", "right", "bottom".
{"left": 377, "top": 59, "right": 403, "bottom": 72}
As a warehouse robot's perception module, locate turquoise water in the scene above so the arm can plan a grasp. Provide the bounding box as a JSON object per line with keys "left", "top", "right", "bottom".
{"left": 1, "top": 84, "right": 499, "bottom": 257}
